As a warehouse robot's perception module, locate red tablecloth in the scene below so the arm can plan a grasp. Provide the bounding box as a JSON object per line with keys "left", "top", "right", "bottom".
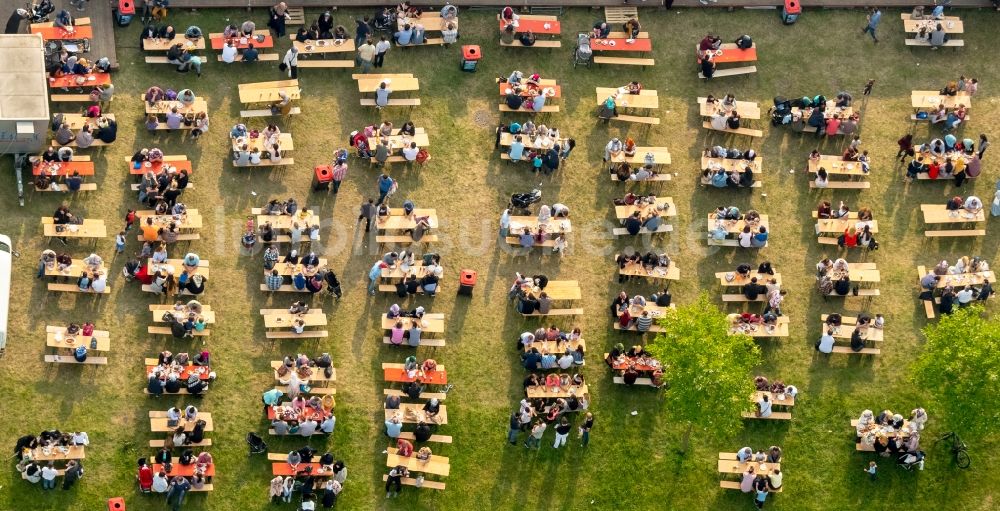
{"left": 610, "top": 357, "right": 660, "bottom": 372}
{"left": 32, "top": 161, "right": 94, "bottom": 177}
{"left": 271, "top": 462, "right": 332, "bottom": 477}
{"left": 47, "top": 73, "right": 111, "bottom": 89}
{"left": 699, "top": 48, "right": 757, "bottom": 64}
{"left": 129, "top": 159, "right": 194, "bottom": 176}
{"left": 31, "top": 25, "right": 94, "bottom": 40}
{"left": 152, "top": 463, "right": 215, "bottom": 477}
{"left": 384, "top": 368, "right": 447, "bottom": 385}
{"left": 498, "top": 19, "right": 560, "bottom": 35}
{"left": 211, "top": 34, "right": 274, "bottom": 50}
{"left": 146, "top": 365, "right": 212, "bottom": 380}
{"left": 591, "top": 38, "right": 651, "bottom": 52}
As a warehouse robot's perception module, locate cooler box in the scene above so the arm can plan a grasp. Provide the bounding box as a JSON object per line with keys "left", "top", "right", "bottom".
{"left": 312, "top": 165, "right": 333, "bottom": 191}
{"left": 458, "top": 269, "right": 477, "bottom": 295}
{"left": 108, "top": 497, "right": 126, "bottom": 511}
{"left": 460, "top": 45, "right": 481, "bottom": 72}
{"left": 781, "top": 0, "right": 801, "bottom": 24}
{"left": 115, "top": 0, "right": 135, "bottom": 26}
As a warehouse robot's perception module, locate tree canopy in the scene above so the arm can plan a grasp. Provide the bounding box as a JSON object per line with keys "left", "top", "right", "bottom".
{"left": 912, "top": 305, "right": 1000, "bottom": 439}
{"left": 644, "top": 293, "right": 762, "bottom": 452}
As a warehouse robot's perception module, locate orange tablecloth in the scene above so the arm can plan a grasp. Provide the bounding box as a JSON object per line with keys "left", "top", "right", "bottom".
{"left": 498, "top": 19, "right": 560, "bottom": 35}
{"left": 130, "top": 159, "right": 193, "bottom": 176}
{"left": 497, "top": 83, "right": 561, "bottom": 98}
{"left": 271, "top": 462, "right": 332, "bottom": 477}
{"left": 699, "top": 48, "right": 757, "bottom": 64}
{"left": 32, "top": 161, "right": 94, "bottom": 177}
{"left": 152, "top": 463, "right": 215, "bottom": 477}
{"left": 211, "top": 35, "right": 274, "bottom": 50}
{"left": 146, "top": 365, "right": 212, "bottom": 380}
{"left": 609, "top": 356, "right": 660, "bottom": 372}
{"left": 47, "top": 73, "right": 111, "bottom": 89}
{"left": 384, "top": 368, "right": 447, "bottom": 385}
{"left": 591, "top": 38, "right": 651, "bottom": 52}
{"left": 31, "top": 25, "right": 93, "bottom": 40}
{"left": 267, "top": 405, "right": 330, "bottom": 422}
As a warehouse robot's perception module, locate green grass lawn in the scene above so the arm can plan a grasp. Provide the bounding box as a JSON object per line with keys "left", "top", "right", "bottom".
{"left": 1, "top": 6, "right": 999, "bottom": 510}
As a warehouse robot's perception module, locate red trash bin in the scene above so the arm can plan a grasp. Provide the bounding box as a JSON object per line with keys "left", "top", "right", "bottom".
{"left": 312, "top": 165, "right": 333, "bottom": 191}
{"left": 108, "top": 497, "right": 126, "bottom": 511}
{"left": 118, "top": 0, "right": 134, "bottom": 14}
{"left": 458, "top": 269, "right": 477, "bottom": 295}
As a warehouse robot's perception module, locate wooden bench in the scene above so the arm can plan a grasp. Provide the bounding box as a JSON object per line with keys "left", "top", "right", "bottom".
{"left": 44, "top": 354, "right": 108, "bottom": 365}
{"left": 381, "top": 336, "right": 447, "bottom": 347}
{"left": 720, "top": 480, "right": 783, "bottom": 492}
{"left": 912, "top": 114, "right": 971, "bottom": 123}
{"left": 707, "top": 238, "right": 768, "bottom": 248}
{"left": 232, "top": 158, "right": 295, "bottom": 167}
{"left": 47, "top": 283, "right": 111, "bottom": 294}
{"left": 521, "top": 308, "right": 584, "bottom": 317}
{"left": 297, "top": 60, "right": 355, "bottom": 69}
{"left": 265, "top": 330, "right": 329, "bottom": 339}
{"left": 137, "top": 233, "right": 201, "bottom": 243}
{"left": 611, "top": 225, "right": 673, "bottom": 236}
{"left": 498, "top": 104, "right": 560, "bottom": 113}
{"left": 830, "top": 346, "right": 881, "bottom": 355}
{"left": 613, "top": 322, "right": 664, "bottom": 333}
{"left": 360, "top": 98, "right": 421, "bottom": 107}
{"left": 825, "top": 289, "right": 880, "bottom": 298}
{"left": 905, "top": 38, "right": 964, "bottom": 48}
{"left": 217, "top": 53, "right": 279, "bottom": 62}
{"left": 699, "top": 176, "right": 763, "bottom": 188}
{"left": 375, "top": 235, "right": 439, "bottom": 246}
{"left": 383, "top": 389, "right": 447, "bottom": 401}
{"left": 610, "top": 173, "right": 671, "bottom": 182}
{"left": 612, "top": 376, "right": 656, "bottom": 386}
{"left": 504, "top": 236, "right": 559, "bottom": 249}
{"left": 742, "top": 411, "right": 792, "bottom": 420}
{"left": 593, "top": 56, "right": 655, "bottom": 68}
{"left": 382, "top": 474, "right": 446, "bottom": 490}
{"left": 612, "top": 114, "right": 660, "bottom": 125}
{"left": 397, "top": 431, "right": 454, "bottom": 444}
{"left": 35, "top": 183, "right": 98, "bottom": 193}
{"left": 809, "top": 181, "right": 871, "bottom": 190}
{"left": 721, "top": 294, "right": 766, "bottom": 303}
{"left": 148, "top": 326, "right": 210, "bottom": 336}
{"left": 285, "top": 7, "right": 305, "bottom": 25}
{"left": 240, "top": 107, "right": 302, "bottom": 118}
{"left": 50, "top": 94, "right": 100, "bottom": 102}
{"left": 916, "top": 266, "right": 936, "bottom": 319}
{"left": 605, "top": 7, "right": 638, "bottom": 24}
{"left": 189, "top": 484, "right": 214, "bottom": 492}
{"left": 50, "top": 139, "right": 110, "bottom": 148}
{"left": 149, "top": 439, "right": 212, "bottom": 448}
{"left": 369, "top": 155, "right": 407, "bottom": 165}
{"left": 700, "top": 121, "right": 763, "bottom": 138}
{"left": 700, "top": 66, "right": 757, "bottom": 79}
{"left": 499, "top": 39, "right": 562, "bottom": 49}
{"left": 925, "top": 229, "right": 986, "bottom": 237}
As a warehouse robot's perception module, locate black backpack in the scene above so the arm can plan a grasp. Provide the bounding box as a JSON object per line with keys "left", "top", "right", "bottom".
{"left": 735, "top": 35, "right": 753, "bottom": 49}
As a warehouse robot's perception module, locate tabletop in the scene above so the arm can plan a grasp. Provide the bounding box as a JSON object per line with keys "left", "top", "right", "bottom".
{"left": 614, "top": 198, "right": 676, "bottom": 220}
{"left": 791, "top": 101, "right": 853, "bottom": 120}
{"left": 42, "top": 221, "right": 106, "bottom": 238}
{"left": 754, "top": 391, "right": 796, "bottom": 407}
{"left": 129, "top": 158, "right": 193, "bottom": 176}
{"left": 149, "top": 415, "right": 214, "bottom": 433}
{"left": 271, "top": 462, "right": 331, "bottom": 477}
{"left": 499, "top": 83, "right": 561, "bottom": 98}
{"left": 147, "top": 260, "right": 210, "bottom": 280}
{"left": 521, "top": 280, "right": 582, "bottom": 301}
{"left": 698, "top": 98, "right": 762, "bottom": 120}
{"left": 591, "top": 37, "right": 652, "bottom": 52}
{"left": 825, "top": 323, "right": 884, "bottom": 342}
{"left": 271, "top": 261, "right": 326, "bottom": 277}
{"left": 815, "top": 218, "right": 879, "bottom": 234}
{"left": 268, "top": 404, "right": 330, "bottom": 422}
{"left": 904, "top": 18, "right": 963, "bottom": 33}
{"left": 928, "top": 270, "right": 994, "bottom": 289}
{"left": 264, "top": 313, "right": 327, "bottom": 329}
{"left": 47, "top": 329, "right": 110, "bottom": 351}
{"left": 729, "top": 316, "right": 789, "bottom": 337}
{"left": 144, "top": 98, "right": 208, "bottom": 116}
{"left": 609, "top": 147, "right": 672, "bottom": 166}
{"left": 293, "top": 38, "right": 356, "bottom": 55}
{"left": 238, "top": 86, "right": 301, "bottom": 105}
{"left": 152, "top": 463, "right": 215, "bottom": 477}
{"left": 33, "top": 161, "right": 94, "bottom": 177}
{"left": 31, "top": 25, "right": 93, "bottom": 40}
{"left": 143, "top": 35, "right": 206, "bottom": 51}
{"left": 367, "top": 132, "right": 431, "bottom": 152}
{"left": 232, "top": 133, "right": 294, "bottom": 152}
{"left": 716, "top": 271, "right": 783, "bottom": 287}
{"left": 596, "top": 88, "right": 659, "bottom": 109}
{"left": 256, "top": 210, "right": 316, "bottom": 230}
{"left": 609, "top": 355, "right": 661, "bottom": 372}
{"left": 357, "top": 77, "right": 420, "bottom": 93}
{"left": 385, "top": 402, "right": 448, "bottom": 424}
{"left": 499, "top": 18, "right": 560, "bottom": 35}
{"left": 830, "top": 268, "right": 881, "bottom": 282}
{"left": 499, "top": 132, "right": 567, "bottom": 151}
{"left": 149, "top": 309, "right": 215, "bottom": 323}
{"left": 397, "top": 13, "right": 457, "bottom": 32}
{"left": 384, "top": 367, "right": 447, "bottom": 385}
{"left": 376, "top": 210, "right": 439, "bottom": 231}
{"left": 61, "top": 114, "right": 116, "bottom": 130}
{"left": 921, "top": 204, "right": 985, "bottom": 224}
{"left": 808, "top": 157, "right": 868, "bottom": 176}
{"left": 271, "top": 361, "right": 337, "bottom": 383}
{"left": 386, "top": 452, "right": 450, "bottom": 476}
{"left": 31, "top": 445, "right": 85, "bottom": 461}
{"left": 523, "top": 337, "right": 586, "bottom": 353}
{"left": 48, "top": 73, "right": 111, "bottom": 89}
{"left": 137, "top": 210, "right": 203, "bottom": 230}
{"left": 707, "top": 214, "right": 770, "bottom": 234}
{"left": 620, "top": 262, "right": 679, "bottom": 280}
{"left": 147, "top": 364, "right": 213, "bottom": 380}
{"left": 702, "top": 156, "right": 763, "bottom": 173}
{"left": 526, "top": 383, "right": 589, "bottom": 400}
{"left": 210, "top": 31, "right": 274, "bottom": 50}
{"left": 44, "top": 260, "right": 106, "bottom": 278}
{"left": 718, "top": 459, "right": 781, "bottom": 475}
{"left": 911, "top": 91, "right": 972, "bottom": 110}
{"left": 508, "top": 216, "right": 572, "bottom": 235}
{"left": 381, "top": 314, "right": 445, "bottom": 333}
{"left": 381, "top": 263, "right": 441, "bottom": 280}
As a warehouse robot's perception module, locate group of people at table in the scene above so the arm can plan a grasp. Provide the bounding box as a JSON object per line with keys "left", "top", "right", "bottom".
{"left": 502, "top": 71, "right": 556, "bottom": 112}
{"left": 14, "top": 429, "right": 89, "bottom": 490}
{"left": 144, "top": 87, "right": 208, "bottom": 134}
{"left": 267, "top": 445, "right": 346, "bottom": 507}
{"left": 605, "top": 343, "right": 664, "bottom": 387}
{"left": 709, "top": 206, "right": 769, "bottom": 248}
{"left": 232, "top": 123, "right": 286, "bottom": 166}
{"left": 919, "top": 255, "right": 994, "bottom": 314}
{"left": 146, "top": 350, "right": 213, "bottom": 395}
{"left": 132, "top": 147, "right": 191, "bottom": 207}
{"left": 38, "top": 248, "right": 107, "bottom": 293}
{"left": 610, "top": 290, "right": 673, "bottom": 333}
{"left": 605, "top": 137, "right": 660, "bottom": 182}
{"left": 899, "top": 134, "right": 983, "bottom": 184}
{"left": 855, "top": 408, "right": 927, "bottom": 460}
{"left": 731, "top": 444, "right": 783, "bottom": 508}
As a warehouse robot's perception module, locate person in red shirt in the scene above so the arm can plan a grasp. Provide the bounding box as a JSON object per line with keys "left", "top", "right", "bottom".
{"left": 396, "top": 438, "right": 413, "bottom": 457}
{"left": 927, "top": 159, "right": 940, "bottom": 179}
{"left": 841, "top": 227, "right": 858, "bottom": 248}
{"left": 825, "top": 115, "right": 841, "bottom": 137}
{"left": 618, "top": 307, "right": 632, "bottom": 329}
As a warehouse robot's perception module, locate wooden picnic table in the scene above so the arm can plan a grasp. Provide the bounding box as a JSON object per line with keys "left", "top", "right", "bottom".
{"left": 815, "top": 218, "right": 878, "bottom": 234}
{"left": 498, "top": 82, "right": 561, "bottom": 98}
{"left": 357, "top": 77, "right": 420, "bottom": 93}
{"left": 718, "top": 459, "right": 781, "bottom": 475}
{"left": 271, "top": 261, "right": 326, "bottom": 278}
{"left": 508, "top": 216, "right": 572, "bottom": 235}
{"left": 376, "top": 209, "right": 439, "bottom": 231}
{"left": 715, "top": 272, "right": 782, "bottom": 287}
{"left": 728, "top": 315, "right": 790, "bottom": 337}
{"left": 698, "top": 43, "right": 757, "bottom": 64}
{"left": 270, "top": 360, "right": 336, "bottom": 384}
{"left": 823, "top": 321, "right": 884, "bottom": 343}
{"left": 60, "top": 113, "right": 116, "bottom": 130}
{"left": 144, "top": 98, "right": 208, "bottom": 116}
{"left": 149, "top": 309, "right": 215, "bottom": 323}
{"left": 790, "top": 101, "right": 853, "bottom": 120}
{"left": 904, "top": 18, "right": 963, "bottom": 34}
{"left": 523, "top": 337, "right": 585, "bottom": 353}
{"left": 31, "top": 25, "right": 93, "bottom": 40}
{"left": 522, "top": 280, "right": 581, "bottom": 301}
{"left": 47, "top": 326, "right": 110, "bottom": 351}
{"left": 911, "top": 91, "right": 971, "bottom": 110}
{"left": 754, "top": 391, "right": 795, "bottom": 407}
{"left": 596, "top": 88, "right": 659, "bottom": 109}
{"left": 143, "top": 35, "right": 205, "bottom": 51}
{"left": 128, "top": 158, "right": 192, "bottom": 176}
{"left": 264, "top": 312, "right": 327, "bottom": 329}
{"left": 808, "top": 157, "right": 868, "bottom": 176}
{"left": 609, "top": 355, "right": 660, "bottom": 372}
{"left": 526, "top": 383, "right": 589, "bottom": 400}
{"left": 614, "top": 198, "right": 675, "bottom": 220}
{"left": 381, "top": 263, "right": 441, "bottom": 280}
{"left": 385, "top": 402, "right": 448, "bottom": 424}
{"left": 498, "top": 18, "right": 560, "bottom": 35}
{"left": 32, "top": 161, "right": 94, "bottom": 177}
{"left": 702, "top": 156, "right": 763, "bottom": 173}
{"left": 152, "top": 463, "right": 215, "bottom": 478}
{"left": 238, "top": 81, "right": 301, "bottom": 104}
{"left": 44, "top": 260, "right": 106, "bottom": 278}
{"left": 367, "top": 132, "right": 431, "bottom": 152}
{"left": 384, "top": 366, "right": 447, "bottom": 385}
{"left": 268, "top": 404, "right": 330, "bottom": 422}
{"left": 499, "top": 132, "right": 566, "bottom": 151}
{"left": 698, "top": 97, "right": 761, "bottom": 120}
{"left": 921, "top": 204, "right": 985, "bottom": 224}
{"left": 210, "top": 31, "right": 274, "bottom": 50}
{"left": 292, "top": 38, "right": 355, "bottom": 55}
{"left": 386, "top": 448, "right": 450, "bottom": 477}
{"left": 150, "top": 413, "right": 214, "bottom": 433}
{"left": 381, "top": 313, "right": 445, "bottom": 333}
{"left": 146, "top": 364, "right": 213, "bottom": 380}
{"left": 31, "top": 445, "right": 85, "bottom": 462}
{"left": 41, "top": 218, "right": 106, "bottom": 239}
{"left": 137, "top": 210, "right": 203, "bottom": 230}
{"left": 271, "top": 462, "right": 332, "bottom": 477}
{"left": 624, "top": 303, "right": 672, "bottom": 320}
{"left": 928, "top": 270, "right": 994, "bottom": 289}
{"left": 829, "top": 268, "right": 881, "bottom": 282}
{"left": 232, "top": 133, "right": 294, "bottom": 152}
{"left": 609, "top": 147, "right": 671, "bottom": 166}
{"left": 47, "top": 73, "right": 111, "bottom": 89}
{"left": 591, "top": 37, "right": 651, "bottom": 52}
{"left": 256, "top": 210, "right": 315, "bottom": 230}
{"left": 707, "top": 214, "right": 770, "bottom": 235}
{"left": 396, "top": 13, "right": 457, "bottom": 32}
{"left": 620, "top": 262, "right": 679, "bottom": 281}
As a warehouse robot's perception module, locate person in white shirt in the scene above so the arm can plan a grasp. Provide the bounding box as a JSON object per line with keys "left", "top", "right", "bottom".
{"left": 738, "top": 226, "right": 754, "bottom": 248}
{"left": 41, "top": 463, "right": 59, "bottom": 489}
{"left": 956, "top": 285, "right": 976, "bottom": 306}
{"left": 736, "top": 446, "right": 753, "bottom": 462}
{"left": 71, "top": 431, "right": 90, "bottom": 446}
{"left": 166, "top": 407, "right": 181, "bottom": 422}
{"left": 557, "top": 350, "right": 574, "bottom": 370}
{"left": 320, "top": 415, "right": 336, "bottom": 434}
{"left": 756, "top": 394, "right": 772, "bottom": 418}
{"left": 152, "top": 471, "right": 169, "bottom": 493}
{"left": 374, "top": 36, "right": 391, "bottom": 68}
{"left": 221, "top": 41, "right": 238, "bottom": 63}
{"left": 963, "top": 196, "right": 983, "bottom": 214}
{"left": 249, "top": 148, "right": 262, "bottom": 165}
{"left": 402, "top": 142, "right": 419, "bottom": 161}
{"left": 90, "top": 272, "right": 107, "bottom": 293}
{"left": 816, "top": 330, "right": 835, "bottom": 353}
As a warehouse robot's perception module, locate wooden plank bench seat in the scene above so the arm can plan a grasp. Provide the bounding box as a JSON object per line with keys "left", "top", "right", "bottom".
{"left": 383, "top": 389, "right": 447, "bottom": 401}
{"left": 50, "top": 139, "right": 110, "bottom": 148}
{"left": 810, "top": 181, "right": 871, "bottom": 189}
{"left": 285, "top": 7, "right": 305, "bottom": 25}
{"left": 382, "top": 474, "right": 446, "bottom": 490}
{"left": 369, "top": 155, "right": 407, "bottom": 165}
{"left": 700, "top": 176, "right": 763, "bottom": 188}
{"left": 381, "top": 336, "right": 446, "bottom": 347}
{"left": 232, "top": 158, "right": 295, "bottom": 167}
{"left": 611, "top": 114, "right": 660, "bottom": 125}
{"left": 136, "top": 233, "right": 201, "bottom": 243}
{"left": 498, "top": 104, "right": 560, "bottom": 113}
{"left": 721, "top": 294, "right": 766, "bottom": 302}
{"left": 741, "top": 411, "right": 792, "bottom": 420}
{"left": 593, "top": 56, "right": 655, "bottom": 67}
{"left": 145, "top": 56, "right": 210, "bottom": 65}
{"left": 504, "top": 236, "right": 559, "bottom": 249}
{"left": 613, "top": 322, "right": 665, "bottom": 333}
{"left": 295, "top": 60, "right": 356, "bottom": 68}
{"left": 721, "top": 480, "right": 783, "bottom": 492}
{"left": 521, "top": 308, "right": 584, "bottom": 317}
{"left": 148, "top": 326, "right": 210, "bottom": 336}
{"left": 925, "top": 229, "right": 986, "bottom": 237}
{"left": 612, "top": 376, "right": 656, "bottom": 386}
{"left": 35, "top": 183, "right": 98, "bottom": 192}
{"left": 360, "top": 98, "right": 421, "bottom": 107}
{"left": 44, "top": 354, "right": 108, "bottom": 365}
{"left": 375, "top": 235, "right": 439, "bottom": 245}
{"left": 830, "top": 346, "right": 881, "bottom": 355}
{"left": 397, "top": 431, "right": 453, "bottom": 444}
{"left": 50, "top": 94, "right": 103, "bottom": 102}
{"left": 240, "top": 107, "right": 302, "bottom": 118}
{"left": 700, "top": 66, "right": 757, "bottom": 79}
{"left": 707, "top": 238, "right": 768, "bottom": 248}
{"left": 499, "top": 39, "right": 562, "bottom": 48}
{"left": 825, "top": 289, "right": 880, "bottom": 298}
{"left": 217, "top": 53, "right": 279, "bottom": 62}
{"left": 905, "top": 38, "right": 964, "bottom": 48}
{"left": 912, "top": 114, "right": 971, "bottom": 123}
{"left": 265, "top": 330, "right": 329, "bottom": 339}
{"left": 701, "top": 121, "right": 763, "bottom": 138}
{"left": 47, "top": 283, "right": 110, "bottom": 294}
{"left": 611, "top": 225, "right": 673, "bottom": 236}
{"left": 610, "top": 173, "right": 671, "bottom": 182}
{"left": 149, "top": 439, "right": 212, "bottom": 448}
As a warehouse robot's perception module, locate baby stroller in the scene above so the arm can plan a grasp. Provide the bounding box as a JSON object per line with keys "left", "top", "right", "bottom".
{"left": 240, "top": 216, "right": 257, "bottom": 252}
{"left": 770, "top": 96, "right": 792, "bottom": 126}
{"left": 572, "top": 33, "right": 592, "bottom": 68}
{"left": 897, "top": 450, "right": 926, "bottom": 471}
{"left": 246, "top": 432, "right": 268, "bottom": 455}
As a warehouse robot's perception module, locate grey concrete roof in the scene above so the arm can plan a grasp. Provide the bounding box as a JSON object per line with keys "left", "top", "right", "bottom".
{"left": 0, "top": 35, "right": 48, "bottom": 121}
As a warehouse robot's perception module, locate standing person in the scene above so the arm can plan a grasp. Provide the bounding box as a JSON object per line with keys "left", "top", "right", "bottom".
{"left": 763, "top": 289, "right": 786, "bottom": 316}
{"left": 865, "top": 460, "right": 877, "bottom": 481}
{"left": 41, "top": 462, "right": 58, "bottom": 490}
{"left": 357, "top": 38, "right": 376, "bottom": 73}
{"left": 354, "top": 16, "right": 371, "bottom": 48}
{"left": 357, "top": 199, "right": 376, "bottom": 232}
{"left": 269, "top": 2, "right": 289, "bottom": 38}
{"left": 374, "top": 35, "right": 390, "bottom": 68}
{"left": 281, "top": 47, "right": 298, "bottom": 79}
{"left": 862, "top": 7, "right": 881, "bottom": 43}
{"left": 580, "top": 412, "right": 594, "bottom": 446}
{"left": 896, "top": 134, "right": 914, "bottom": 162}
{"left": 368, "top": 259, "right": 387, "bottom": 295}
{"left": 331, "top": 160, "right": 347, "bottom": 194}
{"left": 62, "top": 460, "right": 83, "bottom": 489}
{"left": 552, "top": 417, "right": 571, "bottom": 448}
{"left": 166, "top": 475, "right": 191, "bottom": 510}
{"left": 978, "top": 134, "right": 989, "bottom": 159}
{"left": 524, "top": 419, "right": 546, "bottom": 449}
{"left": 376, "top": 173, "right": 395, "bottom": 205}
{"left": 507, "top": 412, "right": 521, "bottom": 445}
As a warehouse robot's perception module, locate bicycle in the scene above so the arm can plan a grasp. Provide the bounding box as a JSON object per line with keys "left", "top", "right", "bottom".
{"left": 936, "top": 431, "right": 971, "bottom": 469}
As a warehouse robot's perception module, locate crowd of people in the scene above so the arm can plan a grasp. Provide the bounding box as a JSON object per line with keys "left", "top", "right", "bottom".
{"left": 709, "top": 206, "right": 768, "bottom": 248}
{"left": 918, "top": 255, "right": 994, "bottom": 314}
{"left": 268, "top": 446, "right": 345, "bottom": 507}
{"left": 604, "top": 137, "right": 660, "bottom": 182}
{"left": 855, "top": 408, "right": 928, "bottom": 472}
{"left": 231, "top": 123, "right": 285, "bottom": 166}
{"left": 733, "top": 443, "right": 783, "bottom": 508}
{"left": 604, "top": 343, "right": 664, "bottom": 387}
{"left": 14, "top": 429, "right": 89, "bottom": 490}
{"left": 815, "top": 312, "right": 884, "bottom": 353}
{"left": 147, "top": 349, "right": 213, "bottom": 395}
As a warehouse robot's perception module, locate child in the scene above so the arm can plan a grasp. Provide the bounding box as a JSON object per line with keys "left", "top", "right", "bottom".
{"left": 865, "top": 461, "right": 877, "bottom": 481}
{"left": 863, "top": 79, "right": 875, "bottom": 96}
{"left": 139, "top": 241, "right": 153, "bottom": 259}
{"left": 531, "top": 153, "right": 543, "bottom": 173}
{"left": 115, "top": 231, "right": 126, "bottom": 254}
{"left": 124, "top": 209, "right": 136, "bottom": 231}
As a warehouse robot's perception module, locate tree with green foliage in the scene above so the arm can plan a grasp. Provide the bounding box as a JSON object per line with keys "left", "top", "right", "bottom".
{"left": 644, "top": 294, "right": 762, "bottom": 454}
{"left": 912, "top": 305, "right": 1000, "bottom": 440}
